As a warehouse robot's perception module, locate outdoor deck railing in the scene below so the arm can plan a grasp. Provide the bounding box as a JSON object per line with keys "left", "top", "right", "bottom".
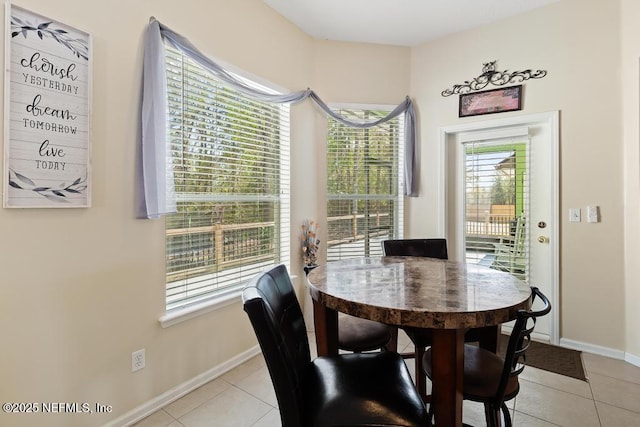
{"left": 326, "top": 212, "right": 391, "bottom": 246}
{"left": 166, "top": 221, "right": 275, "bottom": 281}
{"left": 165, "top": 212, "right": 516, "bottom": 280}
{"left": 465, "top": 213, "right": 514, "bottom": 238}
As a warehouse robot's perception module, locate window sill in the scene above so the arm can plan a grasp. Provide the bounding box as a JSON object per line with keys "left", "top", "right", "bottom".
{"left": 159, "top": 290, "right": 242, "bottom": 328}
{"left": 158, "top": 274, "right": 299, "bottom": 328}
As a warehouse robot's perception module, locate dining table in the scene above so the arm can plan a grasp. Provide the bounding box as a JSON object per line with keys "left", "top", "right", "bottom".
{"left": 306, "top": 256, "right": 532, "bottom": 427}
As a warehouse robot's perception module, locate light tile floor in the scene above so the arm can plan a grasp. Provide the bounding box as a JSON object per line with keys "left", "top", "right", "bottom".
{"left": 133, "top": 331, "right": 640, "bottom": 426}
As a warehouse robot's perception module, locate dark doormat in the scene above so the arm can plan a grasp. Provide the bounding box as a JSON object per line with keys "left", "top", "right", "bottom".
{"left": 499, "top": 334, "right": 588, "bottom": 381}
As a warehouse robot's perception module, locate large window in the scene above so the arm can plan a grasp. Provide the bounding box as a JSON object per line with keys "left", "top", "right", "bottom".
{"left": 164, "top": 47, "right": 290, "bottom": 311}
{"left": 326, "top": 108, "right": 403, "bottom": 260}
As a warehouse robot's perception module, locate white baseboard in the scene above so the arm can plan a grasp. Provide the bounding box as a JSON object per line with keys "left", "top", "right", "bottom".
{"left": 103, "top": 345, "right": 262, "bottom": 427}
{"left": 500, "top": 326, "right": 550, "bottom": 344}
{"left": 559, "top": 337, "right": 627, "bottom": 360}
{"left": 625, "top": 351, "right": 640, "bottom": 367}
{"left": 500, "top": 328, "right": 640, "bottom": 368}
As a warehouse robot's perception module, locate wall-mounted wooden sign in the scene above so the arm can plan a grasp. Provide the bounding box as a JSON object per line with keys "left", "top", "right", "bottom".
{"left": 4, "top": 4, "right": 91, "bottom": 208}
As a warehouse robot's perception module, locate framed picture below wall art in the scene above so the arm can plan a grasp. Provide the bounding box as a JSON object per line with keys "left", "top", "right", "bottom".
{"left": 459, "top": 85, "right": 522, "bottom": 118}
{"left": 4, "top": 4, "right": 92, "bottom": 208}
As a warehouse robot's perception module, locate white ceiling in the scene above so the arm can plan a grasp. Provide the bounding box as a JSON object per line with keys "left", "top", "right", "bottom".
{"left": 263, "top": 0, "right": 559, "bottom": 47}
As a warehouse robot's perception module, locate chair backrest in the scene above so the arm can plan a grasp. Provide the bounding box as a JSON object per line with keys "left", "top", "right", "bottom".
{"left": 497, "top": 286, "right": 551, "bottom": 402}
{"left": 382, "top": 238, "right": 448, "bottom": 260}
{"left": 242, "top": 264, "right": 310, "bottom": 427}
{"left": 512, "top": 215, "right": 527, "bottom": 257}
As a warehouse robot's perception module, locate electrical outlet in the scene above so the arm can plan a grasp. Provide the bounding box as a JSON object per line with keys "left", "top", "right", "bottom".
{"left": 132, "top": 349, "right": 145, "bottom": 372}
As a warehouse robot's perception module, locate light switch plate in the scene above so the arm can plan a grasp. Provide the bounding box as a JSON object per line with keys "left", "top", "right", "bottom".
{"left": 586, "top": 205, "right": 600, "bottom": 223}
{"left": 569, "top": 208, "right": 580, "bottom": 222}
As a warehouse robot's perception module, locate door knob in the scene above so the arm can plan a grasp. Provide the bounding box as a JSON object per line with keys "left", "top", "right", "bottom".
{"left": 537, "top": 236, "right": 549, "bottom": 243}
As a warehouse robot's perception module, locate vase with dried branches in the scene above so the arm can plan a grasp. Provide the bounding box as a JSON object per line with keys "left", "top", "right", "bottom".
{"left": 301, "top": 219, "right": 320, "bottom": 268}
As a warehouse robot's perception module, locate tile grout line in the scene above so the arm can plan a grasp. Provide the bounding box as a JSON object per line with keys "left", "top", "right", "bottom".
{"left": 169, "top": 378, "right": 236, "bottom": 425}
{"left": 583, "top": 364, "right": 605, "bottom": 427}
{"left": 518, "top": 376, "right": 594, "bottom": 401}
{"left": 227, "top": 382, "right": 279, "bottom": 410}
{"left": 160, "top": 408, "right": 181, "bottom": 426}
{"left": 584, "top": 365, "right": 640, "bottom": 416}
{"left": 511, "top": 402, "right": 563, "bottom": 427}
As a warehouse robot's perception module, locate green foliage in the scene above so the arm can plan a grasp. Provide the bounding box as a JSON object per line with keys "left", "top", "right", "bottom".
{"left": 491, "top": 175, "right": 515, "bottom": 205}
{"left": 164, "top": 49, "right": 285, "bottom": 282}
{"left": 326, "top": 109, "right": 401, "bottom": 245}
{"left": 327, "top": 109, "right": 399, "bottom": 214}
{"left": 166, "top": 51, "right": 283, "bottom": 228}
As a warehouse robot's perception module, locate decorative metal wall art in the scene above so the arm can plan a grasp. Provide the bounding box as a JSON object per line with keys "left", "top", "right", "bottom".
{"left": 441, "top": 61, "right": 547, "bottom": 97}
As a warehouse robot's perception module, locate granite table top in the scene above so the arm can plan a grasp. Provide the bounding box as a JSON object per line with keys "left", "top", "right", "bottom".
{"left": 306, "top": 256, "right": 532, "bottom": 329}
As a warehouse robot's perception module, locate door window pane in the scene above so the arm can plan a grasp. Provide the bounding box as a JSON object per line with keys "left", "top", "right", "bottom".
{"left": 464, "top": 141, "right": 527, "bottom": 280}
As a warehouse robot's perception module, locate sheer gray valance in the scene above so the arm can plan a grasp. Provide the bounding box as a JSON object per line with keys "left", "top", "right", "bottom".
{"left": 139, "top": 18, "right": 418, "bottom": 219}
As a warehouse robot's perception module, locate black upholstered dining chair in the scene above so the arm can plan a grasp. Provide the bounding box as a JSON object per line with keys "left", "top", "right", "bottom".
{"left": 382, "top": 238, "right": 449, "bottom": 260}
{"left": 243, "top": 264, "right": 431, "bottom": 427}
{"left": 305, "top": 266, "right": 395, "bottom": 354}
{"left": 422, "top": 286, "right": 551, "bottom": 427}
{"left": 337, "top": 313, "right": 395, "bottom": 352}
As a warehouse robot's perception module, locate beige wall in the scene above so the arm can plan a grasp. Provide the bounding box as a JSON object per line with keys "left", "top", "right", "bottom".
{"left": 408, "top": 0, "right": 627, "bottom": 351}
{"left": 0, "top": 1, "right": 410, "bottom": 426}
{"left": 312, "top": 40, "right": 410, "bottom": 103}
{"left": 1, "top": 0, "right": 638, "bottom": 426}
{"left": 309, "top": 40, "right": 411, "bottom": 252}
{"left": 0, "top": 1, "right": 316, "bottom": 426}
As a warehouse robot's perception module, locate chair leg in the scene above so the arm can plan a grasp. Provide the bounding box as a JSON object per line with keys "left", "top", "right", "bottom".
{"left": 483, "top": 403, "right": 502, "bottom": 427}
{"left": 501, "top": 402, "right": 512, "bottom": 427}
{"left": 414, "top": 344, "right": 430, "bottom": 403}
{"left": 384, "top": 328, "right": 399, "bottom": 352}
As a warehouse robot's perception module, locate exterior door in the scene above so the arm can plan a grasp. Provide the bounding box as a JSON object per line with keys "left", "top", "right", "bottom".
{"left": 441, "top": 112, "right": 559, "bottom": 343}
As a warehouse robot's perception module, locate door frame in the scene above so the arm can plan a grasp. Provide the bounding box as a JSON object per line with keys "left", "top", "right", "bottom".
{"left": 439, "top": 111, "right": 559, "bottom": 344}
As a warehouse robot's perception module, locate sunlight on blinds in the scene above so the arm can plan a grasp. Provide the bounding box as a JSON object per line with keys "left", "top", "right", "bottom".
{"left": 164, "top": 47, "right": 290, "bottom": 310}
{"left": 326, "top": 108, "right": 403, "bottom": 261}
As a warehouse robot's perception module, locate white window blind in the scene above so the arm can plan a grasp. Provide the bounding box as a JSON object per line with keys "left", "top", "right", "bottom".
{"left": 326, "top": 108, "right": 404, "bottom": 261}
{"left": 164, "top": 47, "right": 290, "bottom": 311}
{"left": 463, "top": 138, "right": 527, "bottom": 280}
